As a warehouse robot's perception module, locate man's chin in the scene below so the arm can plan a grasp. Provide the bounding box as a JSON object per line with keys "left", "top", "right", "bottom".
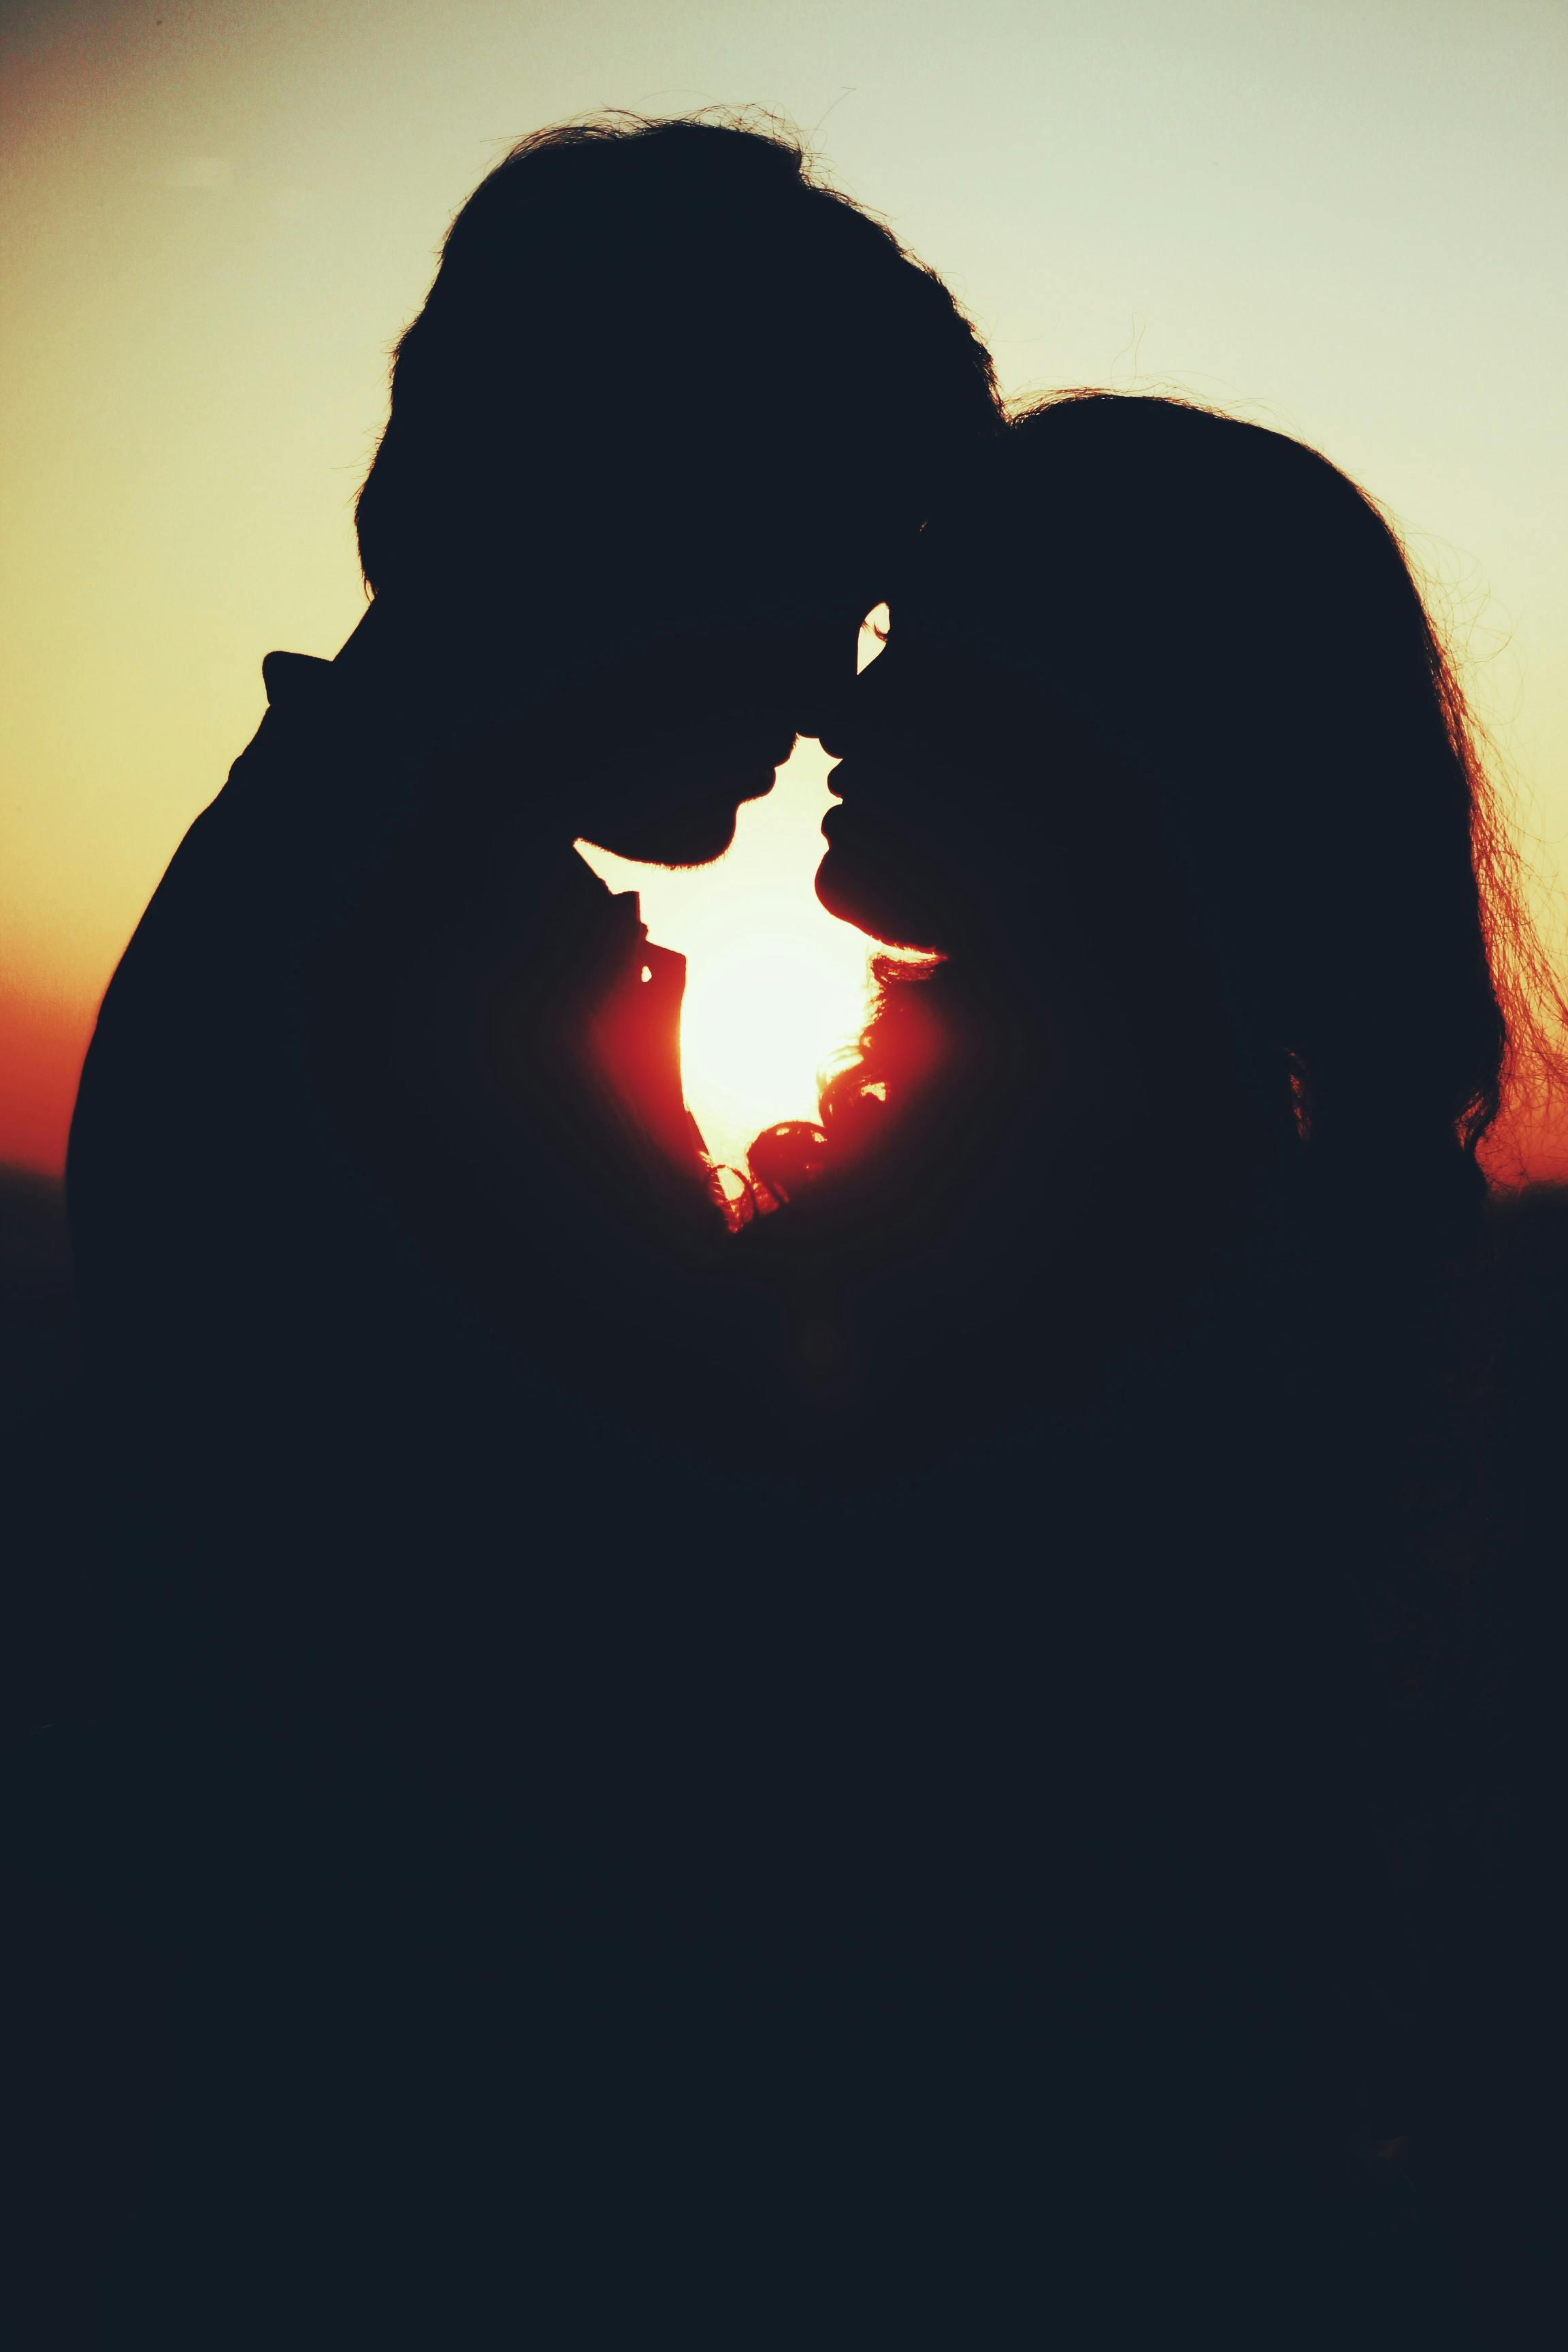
{"left": 647, "top": 808, "right": 743, "bottom": 868}
{"left": 581, "top": 787, "right": 778, "bottom": 868}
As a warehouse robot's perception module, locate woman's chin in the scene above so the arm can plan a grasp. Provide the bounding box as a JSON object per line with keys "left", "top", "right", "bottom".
{"left": 815, "top": 845, "right": 944, "bottom": 951}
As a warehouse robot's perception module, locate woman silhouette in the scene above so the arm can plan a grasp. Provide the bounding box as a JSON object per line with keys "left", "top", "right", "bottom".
{"left": 742, "top": 393, "right": 1564, "bottom": 2342}
{"left": 767, "top": 394, "right": 1549, "bottom": 1358}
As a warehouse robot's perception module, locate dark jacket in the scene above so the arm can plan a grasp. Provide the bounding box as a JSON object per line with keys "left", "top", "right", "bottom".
{"left": 67, "top": 627, "right": 737, "bottom": 1687}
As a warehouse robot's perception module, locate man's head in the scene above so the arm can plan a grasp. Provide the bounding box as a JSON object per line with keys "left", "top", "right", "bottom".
{"left": 356, "top": 114, "right": 1000, "bottom": 861}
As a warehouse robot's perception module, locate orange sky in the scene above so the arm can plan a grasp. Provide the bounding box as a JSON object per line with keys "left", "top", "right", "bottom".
{"left": 4, "top": 0, "right": 1567, "bottom": 1183}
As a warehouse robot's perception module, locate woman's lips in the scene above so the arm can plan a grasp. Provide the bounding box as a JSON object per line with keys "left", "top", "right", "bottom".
{"left": 821, "top": 796, "right": 882, "bottom": 833}
{"left": 820, "top": 800, "right": 911, "bottom": 861}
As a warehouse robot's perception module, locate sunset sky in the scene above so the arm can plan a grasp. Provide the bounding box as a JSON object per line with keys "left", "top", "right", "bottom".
{"left": 3, "top": 0, "right": 1566, "bottom": 1177}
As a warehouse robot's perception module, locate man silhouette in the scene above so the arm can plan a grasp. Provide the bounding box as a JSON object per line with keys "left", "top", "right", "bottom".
{"left": 33, "top": 118, "right": 999, "bottom": 2339}
{"left": 67, "top": 116, "right": 999, "bottom": 1661}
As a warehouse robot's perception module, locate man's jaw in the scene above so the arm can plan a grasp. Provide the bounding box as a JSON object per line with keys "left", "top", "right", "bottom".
{"left": 578, "top": 783, "right": 775, "bottom": 869}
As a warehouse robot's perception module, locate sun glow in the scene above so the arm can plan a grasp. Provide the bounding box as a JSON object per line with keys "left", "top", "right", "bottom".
{"left": 578, "top": 736, "right": 873, "bottom": 1174}
{"left": 577, "top": 613, "right": 891, "bottom": 1175}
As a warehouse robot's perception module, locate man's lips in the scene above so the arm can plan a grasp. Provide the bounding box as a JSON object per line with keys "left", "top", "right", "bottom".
{"left": 737, "top": 738, "right": 797, "bottom": 794}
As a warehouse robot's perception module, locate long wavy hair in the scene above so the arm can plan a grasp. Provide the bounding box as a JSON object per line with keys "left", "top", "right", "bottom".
{"left": 740, "top": 396, "right": 1564, "bottom": 2227}
{"left": 753, "top": 395, "right": 1561, "bottom": 1260}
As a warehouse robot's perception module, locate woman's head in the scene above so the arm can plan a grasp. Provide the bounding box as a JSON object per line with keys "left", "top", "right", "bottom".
{"left": 817, "top": 393, "right": 1548, "bottom": 1218}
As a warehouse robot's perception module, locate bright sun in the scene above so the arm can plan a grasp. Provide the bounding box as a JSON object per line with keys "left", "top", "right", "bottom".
{"left": 577, "top": 736, "right": 873, "bottom": 1173}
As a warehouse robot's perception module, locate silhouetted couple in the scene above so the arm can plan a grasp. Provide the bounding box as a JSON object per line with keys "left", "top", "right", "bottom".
{"left": 40, "top": 115, "right": 1562, "bottom": 2343}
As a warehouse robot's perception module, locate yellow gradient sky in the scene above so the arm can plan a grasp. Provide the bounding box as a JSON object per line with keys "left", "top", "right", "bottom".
{"left": 3, "top": 0, "right": 1566, "bottom": 1175}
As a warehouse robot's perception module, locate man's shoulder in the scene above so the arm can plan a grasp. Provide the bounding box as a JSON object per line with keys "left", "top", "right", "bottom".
{"left": 78, "top": 659, "right": 355, "bottom": 1117}
{"left": 108, "top": 646, "right": 410, "bottom": 977}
